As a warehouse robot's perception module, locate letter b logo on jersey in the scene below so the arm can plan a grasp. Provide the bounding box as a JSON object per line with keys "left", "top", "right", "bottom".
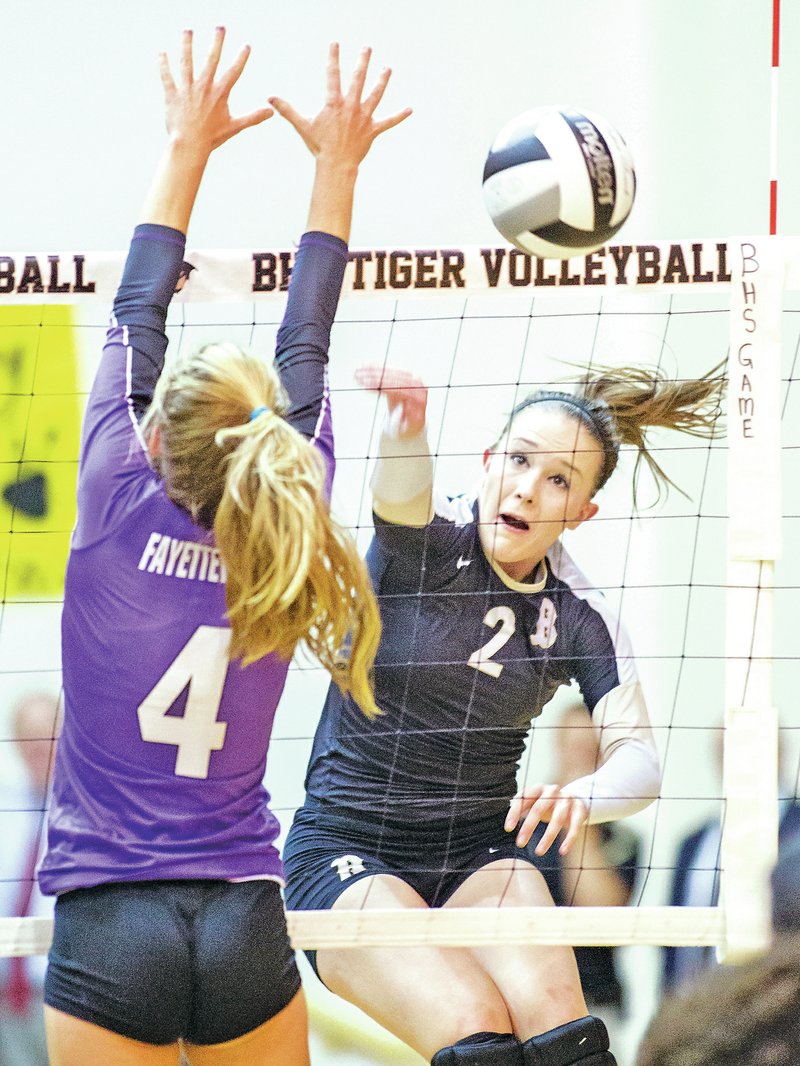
{"left": 331, "top": 855, "right": 366, "bottom": 881}
{"left": 530, "top": 596, "right": 558, "bottom": 650}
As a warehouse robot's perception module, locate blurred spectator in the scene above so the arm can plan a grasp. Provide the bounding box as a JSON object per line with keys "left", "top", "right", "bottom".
{"left": 662, "top": 728, "right": 800, "bottom": 993}
{"left": 526, "top": 700, "right": 640, "bottom": 1046}
{"left": 0, "top": 691, "right": 60, "bottom": 1066}
{"left": 637, "top": 933, "right": 800, "bottom": 1066}
{"left": 771, "top": 834, "right": 800, "bottom": 935}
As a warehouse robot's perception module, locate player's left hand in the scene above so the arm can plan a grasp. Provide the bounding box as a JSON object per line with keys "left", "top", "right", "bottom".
{"left": 505, "top": 784, "right": 589, "bottom": 855}
{"left": 269, "top": 43, "right": 412, "bottom": 168}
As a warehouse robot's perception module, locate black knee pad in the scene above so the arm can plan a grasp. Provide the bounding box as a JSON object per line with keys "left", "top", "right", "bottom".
{"left": 432, "top": 1030, "right": 524, "bottom": 1065}
{"left": 522, "top": 1016, "right": 616, "bottom": 1066}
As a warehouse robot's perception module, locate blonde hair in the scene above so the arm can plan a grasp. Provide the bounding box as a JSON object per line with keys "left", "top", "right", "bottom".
{"left": 141, "top": 342, "right": 381, "bottom": 718}
{"left": 500, "top": 359, "right": 725, "bottom": 503}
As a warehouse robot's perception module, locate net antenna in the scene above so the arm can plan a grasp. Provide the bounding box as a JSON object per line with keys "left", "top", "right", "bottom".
{"left": 0, "top": 232, "right": 796, "bottom": 964}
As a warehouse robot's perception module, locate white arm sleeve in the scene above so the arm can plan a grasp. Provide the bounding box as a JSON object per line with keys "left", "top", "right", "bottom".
{"left": 370, "top": 409, "right": 434, "bottom": 526}
{"left": 559, "top": 680, "right": 662, "bottom": 823}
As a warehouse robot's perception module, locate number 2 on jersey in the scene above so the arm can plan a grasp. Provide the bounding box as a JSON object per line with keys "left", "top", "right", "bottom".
{"left": 467, "top": 606, "right": 515, "bottom": 678}
{"left": 468, "top": 598, "right": 558, "bottom": 678}
{"left": 137, "top": 626, "right": 231, "bottom": 779}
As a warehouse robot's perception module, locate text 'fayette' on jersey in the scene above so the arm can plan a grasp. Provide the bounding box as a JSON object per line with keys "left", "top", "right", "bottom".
{"left": 137, "top": 531, "right": 227, "bottom": 583}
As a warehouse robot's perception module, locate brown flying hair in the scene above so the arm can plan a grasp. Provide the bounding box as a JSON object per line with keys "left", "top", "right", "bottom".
{"left": 497, "top": 360, "right": 726, "bottom": 503}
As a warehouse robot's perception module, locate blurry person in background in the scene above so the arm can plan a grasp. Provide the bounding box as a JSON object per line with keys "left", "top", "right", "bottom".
{"left": 524, "top": 698, "right": 639, "bottom": 1059}
{"left": 771, "top": 834, "right": 800, "bottom": 935}
{"left": 662, "top": 722, "right": 800, "bottom": 994}
{"left": 0, "top": 691, "right": 60, "bottom": 1066}
{"left": 637, "top": 933, "right": 800, "bottom": 1066}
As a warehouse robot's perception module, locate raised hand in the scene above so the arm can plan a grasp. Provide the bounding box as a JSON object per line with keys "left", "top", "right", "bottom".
{"left": 269, "top": 43, "right": 411, "bottom": 169}
{"left": 505, "top": 783, "right": 589, "bottom": 855}
{"left": 355, "top": 365, "right": 428, "bottom": 439}
{"left": 269, "top": 44, "right": 411, "bottom": 241}
{"left": 159, "top": 27, "right": 273, "bottom": 156}
{"left": 141, "top": 27, "right": 271, "bottom": 232}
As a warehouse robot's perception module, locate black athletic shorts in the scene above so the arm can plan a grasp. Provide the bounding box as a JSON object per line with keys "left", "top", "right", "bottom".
{"left": 44, "top": 878, "right": 301, "bottom": 1046}
{"left": 283, "top": 806, "right": 557, "bottom": 976}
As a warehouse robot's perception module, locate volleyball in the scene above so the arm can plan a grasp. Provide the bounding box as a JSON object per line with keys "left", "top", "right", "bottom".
{"left": 482, "top": 106, "right": 636, "bottom": 259}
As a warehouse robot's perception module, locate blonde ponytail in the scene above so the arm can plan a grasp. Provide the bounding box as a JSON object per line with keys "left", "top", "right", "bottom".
{"left": 576, "top": 359, "right": 725, "bottom": 499}
{"left": 141, "top": 342, "right": 381, "bottom": 718}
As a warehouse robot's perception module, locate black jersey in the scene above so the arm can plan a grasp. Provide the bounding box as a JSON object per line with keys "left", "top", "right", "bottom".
{"left": 303, "top": 491, "right": 638, "bottom": 839}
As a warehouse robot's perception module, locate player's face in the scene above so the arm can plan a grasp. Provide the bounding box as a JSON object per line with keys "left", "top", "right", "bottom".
{"left": 477, "top": 405, "right": 602, "bottom": 581}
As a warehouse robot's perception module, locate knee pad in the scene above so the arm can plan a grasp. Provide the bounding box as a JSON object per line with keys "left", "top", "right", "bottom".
{"left": 432, "top": 1031, "right": 524, "bottom": 1065}
{"left": 522, "top": 1016, "right": 616, "bottom": 1066}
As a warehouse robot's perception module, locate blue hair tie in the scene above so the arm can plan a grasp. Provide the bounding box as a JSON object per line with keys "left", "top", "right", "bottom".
{"left": 249, "top": 405, "right": 270, "bottom": 421}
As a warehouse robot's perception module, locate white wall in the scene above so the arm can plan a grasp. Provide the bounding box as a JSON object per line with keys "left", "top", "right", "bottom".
{"left": 2, "top": 1, "right": 800, "bottom": 250}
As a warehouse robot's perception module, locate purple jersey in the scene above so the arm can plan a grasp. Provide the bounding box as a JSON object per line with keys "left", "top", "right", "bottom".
{"left": 39, "top": 225, "right": 348, "bottom": 896}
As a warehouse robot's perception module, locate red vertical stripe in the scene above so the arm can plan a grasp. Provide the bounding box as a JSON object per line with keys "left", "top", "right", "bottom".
{"left": 773, "top": 0, "right": 780, "bottom": 66}
{"left": 771, "top": 0, "right": 780, "bottom": 231}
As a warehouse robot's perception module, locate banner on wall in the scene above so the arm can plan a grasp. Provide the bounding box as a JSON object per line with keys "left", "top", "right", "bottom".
{"left": 1, "top": 238, "right": 798, "bottom": 302}
{"left": 0, "top": 306, "right": 81, "bottom": 599}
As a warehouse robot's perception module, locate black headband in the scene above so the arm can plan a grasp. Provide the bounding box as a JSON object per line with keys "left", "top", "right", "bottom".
{"left": 520, "top": 391, "right": 620, "bottom": 489}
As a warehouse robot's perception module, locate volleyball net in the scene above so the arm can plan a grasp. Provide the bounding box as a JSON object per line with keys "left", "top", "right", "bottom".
{"left": 0, "top": 236, "right": 797, "bottom": 963}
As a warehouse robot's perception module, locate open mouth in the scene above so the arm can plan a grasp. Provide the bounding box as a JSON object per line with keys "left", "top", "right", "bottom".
{"left": 500, "top": 513, "right": 530, "bottom": 531}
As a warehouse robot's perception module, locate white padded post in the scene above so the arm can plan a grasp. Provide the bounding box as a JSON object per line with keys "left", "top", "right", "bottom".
{"left": 720, "top": 237, "right": 784, "bottom": 963}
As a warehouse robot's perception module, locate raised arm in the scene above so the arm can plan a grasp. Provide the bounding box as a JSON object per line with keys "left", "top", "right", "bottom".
{"left": 75, "top": 29, "right": 270, "bottom": 545}
{"left": 271, "top": 47, "right": 412, "bottom": 475}
{"left": 140, "top": 27, "right": 272, "bottom": 232}
{"left": 112, "top": 27, "right": 272, "bottom": 417}
{"left": 270, "top": 43, "right": 411, "bottom": 243}
{"left": 355, "top": 365, "right": 433, "bottom": 527}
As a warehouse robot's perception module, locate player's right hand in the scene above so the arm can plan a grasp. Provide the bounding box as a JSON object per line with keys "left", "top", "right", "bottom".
{"left": 355, "top": 365, "right": 428, "bottom": 439}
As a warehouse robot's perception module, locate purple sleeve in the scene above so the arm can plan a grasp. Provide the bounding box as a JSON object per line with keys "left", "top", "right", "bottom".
{"left": 275, "top": 231, "right": 348, "bottom": 497}
{"left": 73, "top": 225, "right": 186, "bottom": 548}
{"left": 110, "top": 224, "right": 186, "bottom": 420}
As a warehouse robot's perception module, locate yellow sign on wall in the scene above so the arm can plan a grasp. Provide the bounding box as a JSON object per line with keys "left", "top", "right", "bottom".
{"left": 0, "top": 306, "right": 81, "bottom": 600}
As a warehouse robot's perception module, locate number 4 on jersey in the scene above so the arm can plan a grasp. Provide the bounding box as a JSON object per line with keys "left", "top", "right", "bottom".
{"left": 137, "top": 626, "right": 231, "bottom": 779}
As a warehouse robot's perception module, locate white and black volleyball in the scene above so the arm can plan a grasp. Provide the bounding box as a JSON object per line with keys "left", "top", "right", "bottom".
{"left": 482, "top": 106, "right": 636, "bottom": 259}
